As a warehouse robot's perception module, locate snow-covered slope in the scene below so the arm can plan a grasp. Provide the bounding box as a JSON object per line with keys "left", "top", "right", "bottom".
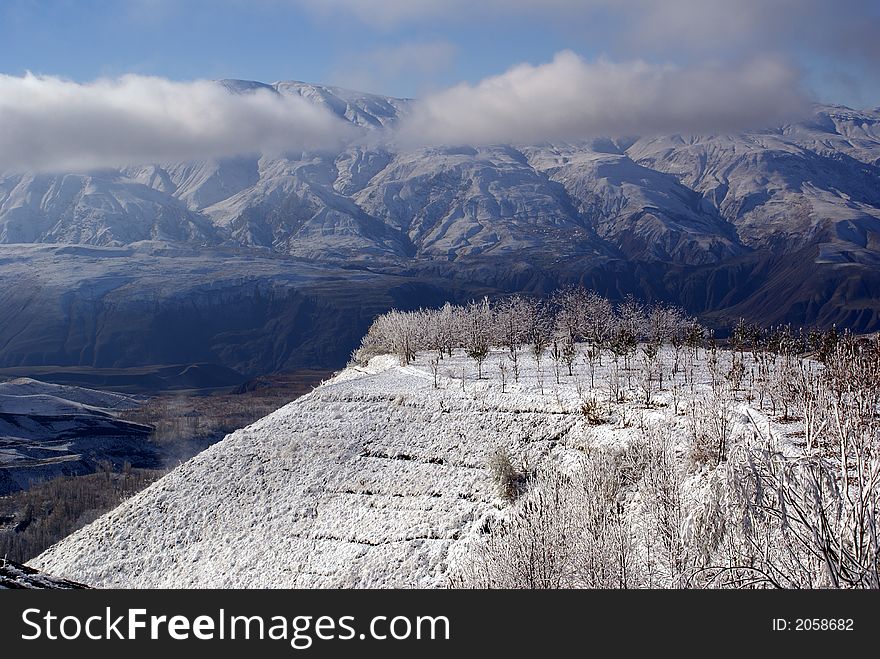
{"left": 626, "top": 107, "right": 880, "bottom": 253}
{"left": 0, "top": 172, "right": 218, "bottom": 246}
{"left": 0, "top": 377, "right": 155, "bottom": 495}
{"left": 353, "top": 145, "right": 608, "bottom": 260}
{"left": 521, "top": 143, "right": 745, "bottom": 265}
{"left": 0, "top": 378, "right": 140, "bottom": 410}
{"left": 34, "top": 355, "right": 540, "bottom": 587}
{"left": 34, "top": 345, "right": 795, "bottom": 588}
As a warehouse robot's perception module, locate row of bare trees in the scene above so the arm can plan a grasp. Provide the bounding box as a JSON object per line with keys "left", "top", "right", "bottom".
{"left": 353, "top": 288, "right": 702, "bottom": 377}
{"left": 453, "top": 331, "right": 879, "bottom": 589}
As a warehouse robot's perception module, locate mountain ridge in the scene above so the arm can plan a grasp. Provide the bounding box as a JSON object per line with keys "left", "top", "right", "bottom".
{"left": 1, "top": 82, "right": 879, "bottom": 375}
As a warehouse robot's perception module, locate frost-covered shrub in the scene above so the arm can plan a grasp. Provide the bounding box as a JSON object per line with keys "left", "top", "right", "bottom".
{"left": 688, "top": 338, "right": 880, "bottom": 589}
{"left": 686, "top": 354, "right": 737, "bottom": 466}
{"left": 458, "top": 451, "right": 641, "bottom": 588}
{"left": 637, "top": 425, "right": 691, "bottom": 587}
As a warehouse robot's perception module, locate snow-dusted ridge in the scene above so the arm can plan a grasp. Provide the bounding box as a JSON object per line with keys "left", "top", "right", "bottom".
{"left": 0, "top": 377, "right": 155, "bottom": 495}
{"left": 33, "top": 345, "right": 791, "bottom": 588}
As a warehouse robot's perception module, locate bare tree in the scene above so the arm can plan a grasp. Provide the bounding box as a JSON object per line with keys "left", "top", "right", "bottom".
{"left": 638, "top": 342, "right": 661, "bottom": 407}
{"left": 552, "top": 286, "right": 588, "bottom": 344}
{"left": 584, "top": 291, "right": 614, "bottom": 364}
{"left": 498, "top": 358, "right": 509, "bottom": 394}
{"left": 616, "top": 297, "right": 646, "bottom": 364}
{"left": 354, "top": 308, "right": 422, "bottom": 365}
{"left": 583, "top": 345, "right": 600, "bottom": 390}
{"left": 430, "top": 356, "right": 440, "bottom": 389}
{"left": 427, "top": 303, "right": 457, "bottom": 360}
{"left": 527, "top": 299, "right": 553, "bottom": 395}
{"left": 494, "top": 295, "right": 533, "bottom": 382}
{"left": 465, "top": 297, "right": 493, "bottom": 379}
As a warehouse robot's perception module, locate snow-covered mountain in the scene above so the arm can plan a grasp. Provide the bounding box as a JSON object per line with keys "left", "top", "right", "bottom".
{"left": 1, "top": 82, "right": 879, "bottom": 376}
{"left": 4, "top": 84, "right": 876, "bottom": 265}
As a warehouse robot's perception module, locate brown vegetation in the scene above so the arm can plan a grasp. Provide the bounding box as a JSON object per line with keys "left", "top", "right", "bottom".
{"left": 0, "top": 464, "right": 164, "bottom": 562}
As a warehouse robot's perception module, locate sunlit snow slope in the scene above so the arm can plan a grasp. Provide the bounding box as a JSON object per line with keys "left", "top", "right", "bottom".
{"left": 34, "top": 355, "right": 571, "bottom": 587}
{"left": 35, "top": 345, "right": 793, "bottom": 588}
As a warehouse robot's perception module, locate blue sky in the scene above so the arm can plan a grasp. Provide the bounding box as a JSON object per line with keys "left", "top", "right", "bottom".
{"left": 0, "top": 1, "right": 570, "bottom": 96}
{"left": 1, "top": 0, "right": 878, "bottom": 106}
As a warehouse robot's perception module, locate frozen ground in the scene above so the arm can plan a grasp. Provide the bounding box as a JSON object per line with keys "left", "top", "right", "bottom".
{"left": 0, "top": 558, "right": 89, "bottom": 589}
{"left": 34, "top": 345, "right": 799, "bottom": 587}
{"left": 0, "top": 378, "right": 155, "bottom": 495}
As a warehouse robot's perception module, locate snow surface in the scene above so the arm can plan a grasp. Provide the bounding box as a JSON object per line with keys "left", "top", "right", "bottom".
{"left": 34, "top": 345, "right": 798, "bottom": 588}
{"left": 0, "top": 378, "right": 141, "bottom": 411}
{"left": 0, "top": 559, "right": 89, "bottom": 589}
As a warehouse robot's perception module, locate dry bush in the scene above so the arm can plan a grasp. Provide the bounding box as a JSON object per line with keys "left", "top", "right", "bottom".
{"left": 580, "top": 397, "right": 607, "bottom": 425}
{"left": 637, "top": 425, "right": 692, "bottom": 587}
{"left": 487, "top": 446, "right": 526, "bottom": 502}
{"left": 687, "top": 365, "right": 737, "bottom": 467}
{"left": 692, "top": 339, "right": 880, "bottom": 589}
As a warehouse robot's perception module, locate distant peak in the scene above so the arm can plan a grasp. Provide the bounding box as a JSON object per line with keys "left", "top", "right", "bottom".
{"left": 216, "top": 79, "right": 277, "bottom": 95}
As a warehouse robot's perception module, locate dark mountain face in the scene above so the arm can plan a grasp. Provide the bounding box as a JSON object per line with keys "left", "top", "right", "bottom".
{"left": 0, "top": 84, "right": 878, "bottom": 378}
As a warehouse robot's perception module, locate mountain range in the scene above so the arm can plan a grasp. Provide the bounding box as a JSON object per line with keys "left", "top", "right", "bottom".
{"left": 1, "top": 80, "right": 879, "bottom": 378}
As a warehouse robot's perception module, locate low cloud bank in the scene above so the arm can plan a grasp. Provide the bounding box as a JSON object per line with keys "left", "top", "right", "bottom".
{"left": 0, "top": 53, "right": 809, "bottom": 172}
{"left": 0, "top": 73, "right": 355, "bottom": 173}
{"left": 398, "top": 52, "right": 808, "bottom": 146}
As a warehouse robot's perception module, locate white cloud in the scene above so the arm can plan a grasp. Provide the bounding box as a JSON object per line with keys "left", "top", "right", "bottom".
{"left": 0, "top": 52, "right": 812, "bottom": 173}
{"left": 360, "top": 41, "right": 457, "bottom": 81}
{"left": 0, "top": 73, "right": 355, "bottom": 173}
{"left": 396, "top": 51, "right": 809, "bottom": 146}
{"left": 297, "top": 0, "right": 450, "bottom": 29}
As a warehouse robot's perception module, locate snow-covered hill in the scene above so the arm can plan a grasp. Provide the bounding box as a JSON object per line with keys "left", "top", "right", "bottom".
{"left": 33, "top": 345, "right": 798, "bottom": 588}
{"left": 0, "top": 378, "right": 140, "bottom": 411}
